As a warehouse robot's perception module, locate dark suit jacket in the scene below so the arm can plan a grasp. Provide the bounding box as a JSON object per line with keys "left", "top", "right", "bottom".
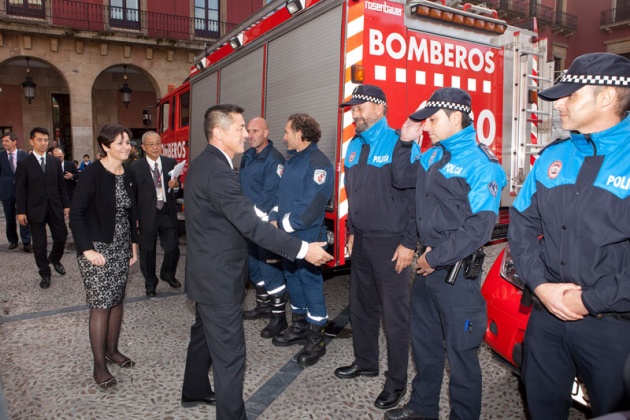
{"left": 61, "top": 159, "right": 78, "bottom": 201}
{"left": 69, "top": 161, "right": 138, "bottom": 254}
{"left": 184, "top": 144, "right": 303, "bottom": 306}
{"left": 0, "top": 149, "right": 28, "bottom": 201}
{"left": 128, "top": 156, "right": 179, "bottom": 234}
{"left": 15, "top": 153, "right": 70, "bottom": 223}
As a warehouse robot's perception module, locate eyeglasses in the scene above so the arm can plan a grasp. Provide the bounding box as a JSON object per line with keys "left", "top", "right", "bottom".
{"left": 144, "top": 142, "right": 162, "bottom": 148}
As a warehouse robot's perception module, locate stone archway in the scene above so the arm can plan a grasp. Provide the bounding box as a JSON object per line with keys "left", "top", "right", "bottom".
{"left": 0, "top": 56, "right": 72, "bottom": 155}
{"left": 92, "top": 65, "right": 159, "bottom": 147}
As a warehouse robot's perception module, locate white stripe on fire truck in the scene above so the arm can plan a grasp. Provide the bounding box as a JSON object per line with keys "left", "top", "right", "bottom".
{"left": 347, "top": 15, "right": 364, "bottom": 38}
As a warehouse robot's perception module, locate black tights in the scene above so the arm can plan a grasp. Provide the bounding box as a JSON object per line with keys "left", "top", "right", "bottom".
{"left": 89, "top": 303, "right": 127, "bottom": 382}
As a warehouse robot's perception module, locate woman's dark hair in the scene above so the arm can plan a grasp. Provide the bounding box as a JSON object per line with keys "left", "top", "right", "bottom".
{"left": 96, "top": 124, "right": 131, "bottom": 156}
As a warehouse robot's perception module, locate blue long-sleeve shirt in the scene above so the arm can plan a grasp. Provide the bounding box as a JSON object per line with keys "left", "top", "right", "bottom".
{"left": 344, "top": 117, "right": 419, "bottom": 249}
{"left": 509, "top": 115, "right": 630, "bottom": 315}
{"left": 239, "top": 140, "right": 285, "bottom": 219}
{"left": 270, "top": 142, "right": 333, "bottom": 242}
{"left": 393, "top": 125, "right": 506, "bottom": 267}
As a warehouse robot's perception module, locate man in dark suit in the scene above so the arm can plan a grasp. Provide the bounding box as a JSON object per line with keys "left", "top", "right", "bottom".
{"left": 129, "top": 131, "right": 181, "bottom": 297}
{"left": 16, "top": 127, "right": 70, "bottom": 289}
{"left": 0, "top": 132, "right": 31, "bottom": 252}
{"left": 52, "top": 147, "right": 78, "bottom": 202}
{"left": 181, "top": 104, "right": 333, "bottom": 419}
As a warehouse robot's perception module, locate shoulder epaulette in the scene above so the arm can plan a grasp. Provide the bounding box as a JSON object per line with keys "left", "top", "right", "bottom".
{"left": 477, "top": 144, "right": 499, "bottom": 163}
{"left": 538, "top": 137, "right": 571, "bottom": 157}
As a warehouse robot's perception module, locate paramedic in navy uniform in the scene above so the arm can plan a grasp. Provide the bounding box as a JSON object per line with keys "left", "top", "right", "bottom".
{"left": 386, "top": 87, "right": 506, "bottom": 420}
{"left": 239, "top": 117, "right": 288, "bottom": 338}
{"left": 508, "top": 53, "right": 630, "bottom": 418}
{"left": 335, "top": 84, "right": 420, "bottom": 410}
{"left": 269, "top": 113, "right": 334, "bottom": 367}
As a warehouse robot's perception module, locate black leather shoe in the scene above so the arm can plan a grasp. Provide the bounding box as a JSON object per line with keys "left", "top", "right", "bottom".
{"left": 164, "top": 278, "right": 181, "bottom": 288}
{"left": 8, "top": 242, "right": 18, "bottom": 250}
{"left": 51, "top": 261, "right": 66, "bottom": 275}
{"left": 384, "top": 405, "right": 434, "bottom": 420}
{"left": 334, "top": 363, "right": 379, "bottom": 379}
{"left": 40, "top": 276, "right": 51, "bottom": 289}
{"left": 146, "top": 290, "right": 157, "bottom": 298}
{"left": 375, "top": 387, "right": 406, "bottom": 410}
{"left": 181, "top": 393, "right": 216, "bottom": 407}
{"left": 23, "top": 244, "right": 32, "bottom": 253}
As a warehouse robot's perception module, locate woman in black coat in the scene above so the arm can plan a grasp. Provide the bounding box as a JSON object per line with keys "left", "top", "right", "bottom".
{"left": 70, "top": 124, "right": 139, "bottom": 388}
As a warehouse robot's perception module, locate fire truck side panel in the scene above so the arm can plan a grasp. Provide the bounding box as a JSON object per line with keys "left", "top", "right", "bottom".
{"left": 190, "top": 72, "right": 218, "bottom": 161}
{"left": 219, "top": 46, "right": 265, "bottom": 168}
{"left": 265, "top": 5, "right": 343, "bottom": 166}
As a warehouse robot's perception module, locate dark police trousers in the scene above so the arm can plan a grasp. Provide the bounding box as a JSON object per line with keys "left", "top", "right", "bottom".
{"left": 350, "top": 233, "right": 410, "bottom": 390}
{"left": 523, "top": 305, "right": 630, "bottom": 419}
{"left": 408, "top": 267, "right": 486, "bottom": 419}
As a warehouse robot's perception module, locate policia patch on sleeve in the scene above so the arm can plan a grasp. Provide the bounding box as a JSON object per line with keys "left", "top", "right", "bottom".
{"left": 478, "top": 144, "right": 499, "bottom": 163}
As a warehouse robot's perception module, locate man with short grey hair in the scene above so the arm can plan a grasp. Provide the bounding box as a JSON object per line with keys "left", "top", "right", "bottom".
{"left": 129, "top": 131, "right": 181, "bottom": 297}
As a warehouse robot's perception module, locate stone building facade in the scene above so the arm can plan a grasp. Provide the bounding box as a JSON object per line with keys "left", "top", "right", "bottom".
{"left": 0, "top": 0, "right": 257, "bottom": 159}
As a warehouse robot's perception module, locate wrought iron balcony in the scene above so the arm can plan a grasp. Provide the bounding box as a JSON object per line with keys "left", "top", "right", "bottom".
{"left": 601, "top": 7, "right": 630, "bottom": 27}
{"left": 553, "top": 10, "right": 577, "bottom": 33}
{"left": 2, "top": 0, "right": 237, "bottom": 43}
{"left": 528, "top": 2, "right": 554, "bottom": 26}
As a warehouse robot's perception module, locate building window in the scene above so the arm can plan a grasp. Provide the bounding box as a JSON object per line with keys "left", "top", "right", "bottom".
{"left": 7, "top": 0, "right": 45, "bottom": 19}
{"left": 110, "top": 0, "right": 140, "bottom": 30}
{"left": 195, "top": 0, "right": 219, "bottom": 38}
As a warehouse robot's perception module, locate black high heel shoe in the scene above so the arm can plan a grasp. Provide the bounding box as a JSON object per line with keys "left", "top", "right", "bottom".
{"left": 105, "top": 354, "right": 135, "bottom": 368}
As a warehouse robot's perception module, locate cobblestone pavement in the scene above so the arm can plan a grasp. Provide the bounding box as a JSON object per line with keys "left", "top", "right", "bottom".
{"left": 0, "top": 213, "right": 587, "bottom": 419}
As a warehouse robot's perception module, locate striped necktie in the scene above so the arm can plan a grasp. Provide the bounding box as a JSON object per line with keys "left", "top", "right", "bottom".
{"left": 153, "top": 162, "right": 164, "bottom": 210}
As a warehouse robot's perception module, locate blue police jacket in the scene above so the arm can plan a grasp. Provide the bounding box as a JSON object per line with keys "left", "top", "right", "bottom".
{"left": 239, "top": 140, "right": 285, "bottom": 219}
{"left": 344, "top": 117, "right": 419, "bottom": 249}
{"left": 269, "top": 142, "right": 333, "bottom": 242}
{"left": 394, "top": 124, "right": 506, "bottom": 268}
{"left": 509, "top": 115, "right": 630, "bottom": 315}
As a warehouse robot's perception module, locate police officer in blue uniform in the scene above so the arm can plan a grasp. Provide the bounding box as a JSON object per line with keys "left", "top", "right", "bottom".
{"left": 335, "top": 85, "right": 420, "bottom": 411}
{"left": 269, "top": 113, "right": 334, "bottom": 367}
{"left": 386, "top": 87, "right": 506, "bottom": 420}
{"left": 239, "top": 117, "right": 288, "bottom": 338}
{"left": 508, "top": 53, "right": 630, "bottom": 418}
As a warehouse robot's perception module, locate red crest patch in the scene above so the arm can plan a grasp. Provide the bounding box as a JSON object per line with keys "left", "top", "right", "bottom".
{"left": 548, "top": 160, "right": 562, "bottom": 179}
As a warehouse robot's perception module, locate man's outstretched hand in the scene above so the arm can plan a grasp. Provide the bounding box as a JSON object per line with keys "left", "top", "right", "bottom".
{"left": 305, "top": 242, "right": 334, "bottom": 266}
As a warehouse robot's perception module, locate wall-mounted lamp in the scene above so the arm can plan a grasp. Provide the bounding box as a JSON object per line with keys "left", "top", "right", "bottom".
{"left": 22, "top": 57, "right": 37, "bottom": 105}
{"left": 229, "top": 33, "right": 244, "bottom": 49}
{"left": 119, "top": 65, "right": 132, "bottom": 108}
{"left": 286, "top": 0, "right": 306, "bottom": 14}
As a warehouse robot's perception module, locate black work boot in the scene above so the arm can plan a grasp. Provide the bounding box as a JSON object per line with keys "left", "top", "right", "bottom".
{"left": 261, "top": 293, "right": 288, "bottom": 338}
{"left": 272, "top": 313, "right": 308, "bottom": 346}
{"left": 297, "top": 323, "right": 326, "bottom": 367}
{"left": 243, "top": 286, "right": 271, "bottom": 319}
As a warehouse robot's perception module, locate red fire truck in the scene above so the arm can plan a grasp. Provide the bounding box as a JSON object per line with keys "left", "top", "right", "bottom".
{"left": 158, "top": 0, "right": 555, "bottom": 270}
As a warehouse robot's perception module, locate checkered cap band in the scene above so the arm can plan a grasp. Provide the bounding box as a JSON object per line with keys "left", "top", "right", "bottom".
{"left": 561, "top": 73, "right": 630, "bottom": 86}
{"left": 351, "top": 93, "right": 387, "bottom": 105}
{"left": 426, "top": 100, "right": 471, "bottom": 113}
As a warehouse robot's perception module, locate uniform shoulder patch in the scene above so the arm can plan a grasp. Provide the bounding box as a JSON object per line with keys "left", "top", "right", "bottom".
{"left": 488, "top": 180, "right": 499, "bottom": 197}
{"left": 277, "top": 164, "right": 284, "bottom": 177}
{"left": 313, "top": 169, "right": 327, "bottom": 185}
{"left": 478, "top": 144, "right": 499, "bottom": 163}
